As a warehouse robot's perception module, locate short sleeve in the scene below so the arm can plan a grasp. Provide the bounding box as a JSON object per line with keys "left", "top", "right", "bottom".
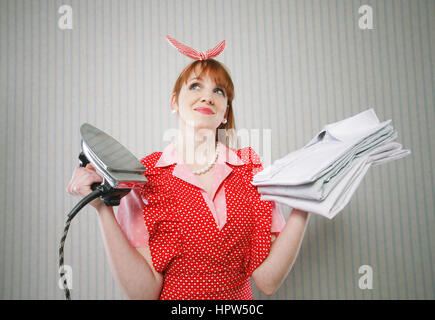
{"left": 116, "top": 188, "right": 149, "bottom": 248}
{"left": 271, "top": 202, "right": 286, "bottom": 235}
{"left": 242, "top": 147, "right": 286, "bottom": 235}
{"left": 239, "top": 147, "right": 275, "bottom": 277}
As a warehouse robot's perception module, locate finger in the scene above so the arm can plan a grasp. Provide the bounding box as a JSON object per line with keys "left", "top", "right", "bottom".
{"left": 67, "top": 167, "right": 103, "bottom": 197}
{"left": 75, "top": 184, "right": 90, "bottom": 197}
{"left": 67, "top": 182, "right": 76, "bottom": 194}
{"left": 75, "top": 170, "right": 102, "bottom": 194}
{"left": 74, "top": 172, "right": 95, "bottom": 190}
{"left": 79, "top": 167, "right": 103, "bottom": 182}
{"left": 83, "top": 165, "right": 102, "bottom": 183}
{"left": 87, "top": 169, "right": 103, "bottom": 183}
{"left": 66, "top": 167, "right": 81, "bottom": 194}
{"left": 68, "top": 170, "right": 90, "bottom": 196}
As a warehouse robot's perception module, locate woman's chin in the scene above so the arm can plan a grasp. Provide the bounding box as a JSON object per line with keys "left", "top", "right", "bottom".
{"left": 179, "top": 118, "right": 219, "bottom": 132}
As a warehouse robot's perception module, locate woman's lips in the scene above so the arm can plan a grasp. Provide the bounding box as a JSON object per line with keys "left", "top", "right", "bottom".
{"left": 194, "top": 107, "right": 215, "bottom": 115}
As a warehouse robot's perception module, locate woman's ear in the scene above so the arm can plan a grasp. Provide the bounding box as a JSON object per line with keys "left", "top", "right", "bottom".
{"left": 170, "top": 93, "right": 178, "bottom": 113}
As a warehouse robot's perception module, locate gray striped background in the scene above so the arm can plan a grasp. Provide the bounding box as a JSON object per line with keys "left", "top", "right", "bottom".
{"left": 0, "top": 0, "right": 433, "bottom": 300}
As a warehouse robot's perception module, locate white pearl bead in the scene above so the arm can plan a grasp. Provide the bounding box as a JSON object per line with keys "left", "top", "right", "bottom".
{"left": 193, "top": 148, "right": 219, "bottom": 175}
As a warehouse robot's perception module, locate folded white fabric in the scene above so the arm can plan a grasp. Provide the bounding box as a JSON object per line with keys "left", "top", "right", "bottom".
{"left": 254, "top": 109, "right": 391, "bottom": 186}
{"left": 257, "top": 126, "right": 397, "bottom": 201}
{"left": 368, "top": 142, "right": 411, "bottom": 166}
{"left": 253, "top": 109, "right": 411, "bottom": 219}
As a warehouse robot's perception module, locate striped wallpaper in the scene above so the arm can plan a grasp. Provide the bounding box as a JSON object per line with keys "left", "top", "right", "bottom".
{"left": 0, "top": 0, "right": 433, "bottom": 300}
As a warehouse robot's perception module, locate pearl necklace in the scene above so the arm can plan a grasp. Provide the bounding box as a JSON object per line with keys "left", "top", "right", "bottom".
{"left": 192, "top": 147, "right": 219, "bottom": 175}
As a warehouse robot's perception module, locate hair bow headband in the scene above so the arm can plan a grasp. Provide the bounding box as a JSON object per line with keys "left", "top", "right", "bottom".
{"left": 166, "top": 35, "right": 225, "bottom": 60}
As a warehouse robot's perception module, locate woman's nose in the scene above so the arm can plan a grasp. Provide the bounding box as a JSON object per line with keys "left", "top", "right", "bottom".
{"left": 200, "top": 95, "right": 214, "bottom": 105}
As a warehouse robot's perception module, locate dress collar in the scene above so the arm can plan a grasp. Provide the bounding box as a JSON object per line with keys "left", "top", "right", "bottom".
{"left": 154, "top": 141, "right": 244, "bottom": 199}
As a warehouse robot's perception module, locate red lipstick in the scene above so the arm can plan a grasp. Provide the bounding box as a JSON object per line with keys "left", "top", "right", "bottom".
{"left": 194, "top": 107, "right": 215, "bottom": 115}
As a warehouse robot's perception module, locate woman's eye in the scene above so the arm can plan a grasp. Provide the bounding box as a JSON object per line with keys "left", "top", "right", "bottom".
{"left": 189, "top": 82, "right": 224, "bottom": 96}
{"left": 215, "top": 88, "right": 225, "bottom": 96}
{"left": 189, "top": 83, "right": 200, "bottom": 90}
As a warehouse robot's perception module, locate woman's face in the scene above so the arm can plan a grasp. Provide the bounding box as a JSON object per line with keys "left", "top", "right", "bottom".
{"left": 172, "top": 69, "right": 229, "bottom": 132}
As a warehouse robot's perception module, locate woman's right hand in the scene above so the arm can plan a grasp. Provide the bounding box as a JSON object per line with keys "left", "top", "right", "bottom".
{"left": 66, "top": 163, "right": 105, "bottom": 210}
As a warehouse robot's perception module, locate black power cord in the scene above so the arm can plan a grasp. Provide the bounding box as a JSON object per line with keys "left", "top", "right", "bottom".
{"left": 58, "top": 188, "right": 102, "bottom": 300}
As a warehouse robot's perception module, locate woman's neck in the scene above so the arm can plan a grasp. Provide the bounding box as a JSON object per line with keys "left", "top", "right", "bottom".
{"left": 175, "top": 126, "right": 217, "bottom": 166}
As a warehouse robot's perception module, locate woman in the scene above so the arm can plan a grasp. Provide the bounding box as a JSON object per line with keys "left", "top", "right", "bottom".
{"left": 66, "top": 36, "right": 310, "bottom": 300}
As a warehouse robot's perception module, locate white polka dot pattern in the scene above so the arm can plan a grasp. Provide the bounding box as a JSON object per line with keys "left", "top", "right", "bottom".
{"left": 139, "top": 147, "right": 273, "bottom": 300}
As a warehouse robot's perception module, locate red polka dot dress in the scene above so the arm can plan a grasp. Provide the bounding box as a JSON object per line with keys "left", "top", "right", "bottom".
{"left": 135, "top": 146, "right": 278, "bottom": 300}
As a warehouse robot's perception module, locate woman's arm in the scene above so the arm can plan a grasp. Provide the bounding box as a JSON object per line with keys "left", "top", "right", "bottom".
{"left": 67, "top": 164, "right": 163, "bottom": 299}
{"left": 96, "top": 204, "right": 163, "bottom": 299}
{"left": 251, "top": 208, "right": 311, "bottom": 296}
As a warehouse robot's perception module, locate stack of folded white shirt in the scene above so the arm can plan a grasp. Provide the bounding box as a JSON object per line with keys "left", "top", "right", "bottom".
{"left": 252, "top": 109, "right": 411, "bottom": 219}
